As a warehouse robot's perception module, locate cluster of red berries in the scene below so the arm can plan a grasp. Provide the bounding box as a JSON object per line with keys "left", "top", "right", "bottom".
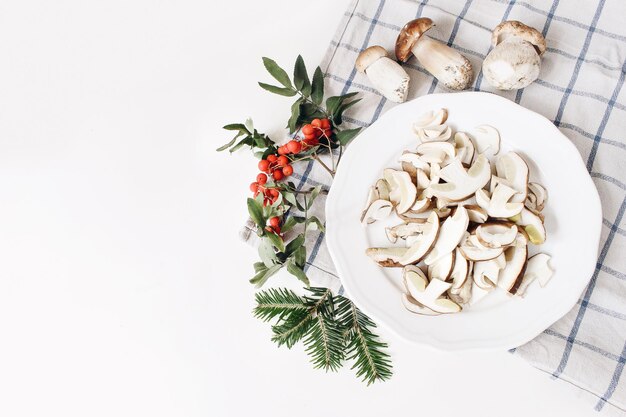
{"left": 257, "top": 154, "right": 293, "bottom": 181}
{"left": 265, "top": 216, "right": 281, "bottom": 235}
{"left": 250, "top": 179, "right": 280, "bottom": 206}
{"left": 277, "top": 118, "right": 332, "bottom": 155}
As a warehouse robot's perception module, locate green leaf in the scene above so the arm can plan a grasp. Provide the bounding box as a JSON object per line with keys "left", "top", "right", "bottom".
{"left": 229, "top": 136, "right": 252, "bottom": 153}
{"left": 311, "top": 67, "right": 324, "bottom": 105}
{"left": 253, "top": 288, "right": 307, "bottom": 322}
{"left": 286, "top": 261, "right": 310, "bottom": 286}
{"left": 281, "top": 216, "right": 305, "bottom": 233}
{"left": 250, "top": 263, "right": 282, "bottom": 288}
{"left": 258, "top": 238, "right": 278, "bottom": 268}
{"left": 258, "top": 82, "right": 297, "bottom": 96}
{"left": 333, "top": 98, "right": 361, "bottom": 125}
{"left": 271, "top": 309, "right": 314, "bottom": 348}
{"left": 287, "top": 97, "right": 304, "bottom": 133}
{"left": 253, "top": 262, "right": 267, "bottom": 273}
{"left": 294, "top": 246, "right": 306, "bottom": 268}
{"left": 244, "top": 118, "right": 254, "bottom": 132}
{"left": 262, "top": 57, "right": 293, "bottom": 88}
{"left": 215, "top": 134, "right": 239, "bottom": 152}
{"left": 306, "top": 216, "right": 325, "bottom": 232}
{"left": 247, "top": 198, "right": 265, "bottom": 227}
{"left": 293, "top": 55, "right": 311, "bottom": 95}
{"left": 307, "top": 186, "right": 322, "bottom": 208}
{"left": 284, "top": 233, "right": 305, "bottom": 256}
{"left": 266, "top": 231, "right": 285, "bottom": 252}
{"left": 282, "top": 190, "right": 303, "bottom": 211}
{"left": 335, "top": 128, "right": 361, "bottom": 146}
{"left": 325, "top": 92, "right": 358, "bottom": 115}
{"left": 222, "top": 123, "right": 247, "bottom": 132}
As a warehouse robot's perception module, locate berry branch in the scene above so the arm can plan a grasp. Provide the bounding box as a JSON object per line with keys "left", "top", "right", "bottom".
{"left": 217, "top": 55, "right": 392, "bottom": 384}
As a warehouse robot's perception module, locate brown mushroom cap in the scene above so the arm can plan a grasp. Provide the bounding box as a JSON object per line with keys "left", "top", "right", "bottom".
{"left": 491, "top": 20, "right": 546, "bottom": 56}
{"left": 395, "top": 18, "right": 434, "bottom": 62}
{"left": 355, "top": 45, "right": 388, "bottom": 73}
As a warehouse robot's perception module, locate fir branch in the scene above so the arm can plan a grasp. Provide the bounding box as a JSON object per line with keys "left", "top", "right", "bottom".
{"left": 303, "top": 312, "right": 344, "bottom": 371}
{"left": 271, "top": 309, "right": 314, "bottom": 349}
{"left": 253, "top": 288, "right": 307, "bottom": 322}
{"left": 336, "top": 296, "right": 393, "bottom": 385}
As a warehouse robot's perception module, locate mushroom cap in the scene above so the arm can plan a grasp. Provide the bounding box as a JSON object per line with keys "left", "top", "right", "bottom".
{"left": 395, "top": 18, "right": 434, "bottom": 62}
{"left": 355, "top": 45, "right": 388, "bottom": 73}
{"left": 491, "top": 20, "right": 546, "bottom": 56}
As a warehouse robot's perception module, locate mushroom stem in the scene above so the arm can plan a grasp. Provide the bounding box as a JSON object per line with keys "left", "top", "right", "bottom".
{"left": 411, "top": 37, "right": 473, "bottom": 90}
{"left": 365, "top": 57, "right": 410, "bottom": 103}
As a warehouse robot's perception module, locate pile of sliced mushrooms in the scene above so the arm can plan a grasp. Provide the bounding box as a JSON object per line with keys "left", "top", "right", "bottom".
{"left": 362, "top": 109, "right": 554, "bottom": 315}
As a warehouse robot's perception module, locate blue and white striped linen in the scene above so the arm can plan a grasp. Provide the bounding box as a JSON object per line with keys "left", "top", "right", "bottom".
{"left": 241, "top": 0, "right": 626, "bottom": 413}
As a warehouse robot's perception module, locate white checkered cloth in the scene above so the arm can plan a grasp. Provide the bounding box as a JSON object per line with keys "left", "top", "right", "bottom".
{"left": 241, "top": 0, "right": 626, "bottom": 413}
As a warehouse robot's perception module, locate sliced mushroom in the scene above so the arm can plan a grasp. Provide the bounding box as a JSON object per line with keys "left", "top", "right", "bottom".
{"left": 489, "top": 175, "right": 513, "bottom": 193}
{"left": 366, "top": 247, "right": 408, "bottom": 267}
{"left": 396, "top": 18, "right": 473, "bottom": 90}
{"left": 470, "top": 125, "right": 500, "bottom": 157}
{"left": 411, "top": 196, "right": 431, "bottom": 213}
{"left": 416, "top": 124, "right": 453, "bottom": 143}
{"left": 449, "top": 264, "right": 473, "bottom": 305}
{"left": 416, "top": 141, "right": 456, "bottom": 164}
{"left": 465, "top": 205, "right": 488, "bottom": 223}
{"left": 356, "top": 46, "right": 410, "bottom": 102}
{"left": 428, "top": 155, "right": 491, "bottom": 201}
{"left": 401, "top": 292, "right": 440, "bottom": 315}
{"left": 449, "top": 248, "right": 470, "bottom": 290}
{"left": 399, "top": 152, "right": 430, "bottom": 182}
{"left": 404, "top": 267, "right": 461, "bottom": 313}
{"left": 428, "top": 250, "right": 455, "bottom": 281}
{"left": 513, "top": 207, "right": 546, "bottom": 244}
{"left": 475, "top": 222, "right": 518, "bottom": 248}
{"left": 399, "top": 211, "right": 440, "bottom": 265}
{"left": 495, "top": 152, "right": 529, "bottom": 203}
{"left": 389, "top": 170, "right": 417, "bottom": 214}
{"left": 527, "top": 253, "right": 553, "bottom": 287}
{"left": 497, "top": 233, "right": 528, "bottom": 294}
{"left": 361, "top": 199, "right": 393, "bottom": 224}
{"left": 454, "top": 132, "right": 475, "bottom": 166}
{"left": 482, "top": 21, "right": 546, "bottom": 90}
{"left": 375, "top": 178, "right": 391, "bottom": 201}
{"left": 413, "top": 108, "right": 448, "bottom": 129}
{"left": 385, "top": 222, "right": 426, "bottom": 243}
{"left": 475, "top": 183, "right": 524, "bottom": 218}
{"left": 424, "top": 206, "right": 469, "bottom": 265}
{"left": 473, "top": 253, "right": 506, "bottom": 289}
{"left": 526, "top": 182, "right": 547, "bottom": 212}
{"left": 459, "top": 233, "right": 504, "bottom": 261}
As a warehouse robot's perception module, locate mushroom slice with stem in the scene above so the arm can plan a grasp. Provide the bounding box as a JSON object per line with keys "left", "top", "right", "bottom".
{"left": 424, "top": 206, "right": 469, "bottom": 265}
{"left": 399, "top": 211, "right": 440, "bottom": 265}
{"left": 428, "top": 250, "right": 456, "bottom": 282}
{"left": 516, "top": 253, "right": 553, "bottom": 296}
{"left": 482, "top": 21, "right": 546, "bottom": 90}
{"left": 375, "top": 178, "right": 391, "bottom": 201}
{"left": 465, "top": 205, "right": 488, "bottom": 223}
{"left": 411, "top": 196, "right": 431, "bottom": 213}
{"left": 413, "top": 108, "right": 448, "bottom": 129}
{"left": 475, "top": 183, "right": 524, "bottom": 218}
{"left": 449, "top": 248, "right": 469, "bottom": 290}
{"left": 399, "top": 152, "right": 429, "bottom": 182}
{"left": 470, "top": 125, "right": 500, "bottom": 158}
{"left": 449, "top": 262, "right": 473, "bottom": 305}
{"left": 513, "top": 207, "right": 546, "bottom": 244}
{"left": 401, "top": 293, "right": 440, "bottom": 315}
{"left": 526, "top": 182, "right": 548, "bottom": 212}
{"left": 356, "top": 46, "right": 410, "bottom": 103}
{"left": 428, "top": 155, "right": 491, "bottom": 201}
{"left": 417, "top": 124, "right": 453, "bottom": 143}
{"left": 497, "top": 233, "right": 529, "bottom": 294}
{"left": 454, "top": 132, "right": 475, "bottom": 166}
{"left": 385, "top": 222, "right": 426, "bottom": 244}
{"left": 460, "top": 233, "right": 504, "bottom": 261}
{"left": 404, "top": 266, "right": 461, "bottom": 313}
{"left": 495, "top": 152, "right": 529, "bottom": 203}
{"left": 389, "top": 170, "right": 417, "bottom": 214}
{"left": 473, "top": 253, "right": 506, "bottom": 289}
{"left": 489, "top": 175, "right": 513, "bottom": 193}
{"left": 366, "top": 247, "right": 408, "bottom": 267}
{"left": 416, "top": 141, "right": 456, "bottom": 164}
{"left": 475, "top": 222, "right": 518, "bottom": 248}
{"left": 396, "top": 18, "right": 473, "bottom": 90}
{"left": 401, "top": 267, "right": 441, "bottom": 315}
{"left": 360, "top": 185, "right": 378, "bottom": 222}
{"left": 361, "top": 199, "right": 393, "bottom": 224}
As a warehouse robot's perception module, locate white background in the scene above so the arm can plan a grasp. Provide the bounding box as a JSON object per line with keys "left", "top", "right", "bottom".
{"left": 0, "top": 1, "right": 598, "bottom": 416}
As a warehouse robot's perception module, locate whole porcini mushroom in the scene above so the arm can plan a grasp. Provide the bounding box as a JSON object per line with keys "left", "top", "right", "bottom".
{"left": 356, "top": 45, "right": 410, "bottom": 103}
{"left": 482, "top": 20, "right": 547, "bottom": 90}
{"left": 395, "top": 18, "right": 474, "bottom": 90}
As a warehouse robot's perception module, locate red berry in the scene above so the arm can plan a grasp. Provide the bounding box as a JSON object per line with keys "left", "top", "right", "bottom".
{"left": 258, "top": 159, "right": 270, "bottom": 172}
{"left": 320, "top": 118, "right": 331, "bottom": 129}
{"left": 311, "top": 119, "right": 322, "bottom": 128}
{"left": 273, "top": 225, "right": 281, "bottom": 235}
{"left": 267, "top": 154, "right": 277, "bottom": 163}
{"left": 278, "top": 145, "right": 289, "bottom": 155}
{"left": 269, "top": 216, "right": 280, "bottom": 228}
{"left": 304, "top": 137, "right": 319, "bottom": 146}
{"left": 256, "top": 173, "right": 267, "bottom": 185}
{"left": 287, "top": 140, "right": 302, "bottom": 154}
{"left": 249, "top": 182, "right": 259, "bottom": 192}
{"left": 302, "top": 124, "right": 314, "bottom": 135}
{"left": 268, "top": 188, "right": 279, "bottom": 198}
{"left": 272, "top": 170, "right": 284, "bottom": 181}
{"left": 304, "top": 132, "right": 316, "bottom": 140}
{"left": 276, "top": 155, "right": 289, "bottom": 167}
{"left": 282, "top": 165, "right": 293, "bottom": 176}
{"left": 323, "top": 128, "right": 332, "bottom": 138}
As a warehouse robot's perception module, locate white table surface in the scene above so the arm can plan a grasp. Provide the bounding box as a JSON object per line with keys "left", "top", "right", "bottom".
{"left": 0, "top": 1, "right": 600, "bottom": 416}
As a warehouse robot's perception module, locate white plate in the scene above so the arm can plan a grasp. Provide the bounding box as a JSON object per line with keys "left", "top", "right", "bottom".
{"left": 326, "top": 92, "right": 602, "bottom": 352}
